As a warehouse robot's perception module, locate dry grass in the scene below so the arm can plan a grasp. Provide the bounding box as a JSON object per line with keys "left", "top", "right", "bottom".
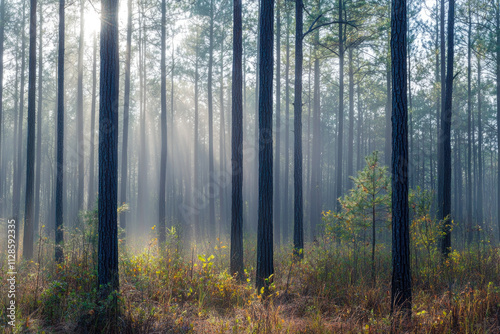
{"left": 1, "top": 228, "right": 500, "bottom": 333}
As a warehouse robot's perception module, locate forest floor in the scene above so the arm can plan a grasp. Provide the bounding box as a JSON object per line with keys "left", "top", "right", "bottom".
{"left": 2, "top": 227, "right": 500, "bottom": 333}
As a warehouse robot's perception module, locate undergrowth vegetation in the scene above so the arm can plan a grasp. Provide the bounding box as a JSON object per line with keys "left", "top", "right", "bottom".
{"left": 1, "top": 222, "right": 500, "bottom": 333}
{"left": 1, "top": 168, "right": 500, "bottom": 332}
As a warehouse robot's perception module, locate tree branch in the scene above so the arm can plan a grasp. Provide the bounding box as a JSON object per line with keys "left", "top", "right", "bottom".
{"left": 303, "top": 20, "right": 356, "bottom": 39}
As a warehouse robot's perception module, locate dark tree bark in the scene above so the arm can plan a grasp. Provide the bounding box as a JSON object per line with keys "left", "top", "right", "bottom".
{"left": 34, "top": 0, "right": 43, "bottom": 238}
{"left": 88, "top": 32, "right": 97, "bottom": 211}
{"left": 23, "top": 0, "right": 37, "bottom": 260}
{"left": 274, "top": 0, "right": 281, "bottom": 247}
{"left": 76, "top": 0, "right": 84, "bottom": 213}
{"left": 13, "top": 3, "right": 26, "bottom": 258}
{"left": 120, "top": 0, "right": 132, "bottom": 237}
{"left": 256, "top": 0, "right": 274, "bottom": 292}
{"left": 55, "top": 0, "right": 65, "bottom": 264}
{"left": 390, "top": 0, "right": 411, "bottom": 314}
{"left": 438, "top": 0, "right": 454, "bottom": 257}
{"left": 310, "top": 24, "right": 321, "bottom": 240}
{"left": 356, "top": 74, "right": 363, "bottom": 171}
{"left": 98, "top": 0, "right": 119, "bottom": 300}
{"left": 336, "top": 0, "right": 344, "bottom": 210}
{"left": 347, "top": 47, "right": 354, "bottom": 185}
{"left": 208, "top": 0, "right": 215, "bottom": 238}
{"left": 467, "top": 6, "right": 472, "bottom": 243}
{"left": 293, "top": 0, "right": 304, "bottom": 258}
{"left": 283, "top": 4, "right": 290, "bottom": 244}
{"left": 159, "top": 0, "right": 167, "bottom": 247}
{"left": 496, "top": 0, "right": 500, "bottom": 243}
{"left": 477, "top": 55, "right": 483, "bottom": 230}
{"left": 230, "top": 0, "right": 244, "bottom": 279}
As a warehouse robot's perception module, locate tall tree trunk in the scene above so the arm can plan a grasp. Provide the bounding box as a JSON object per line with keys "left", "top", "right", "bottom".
{"left": 230, "top": 0, "right": 244, "bottom": 279}
{"left": 194, "top": 34, "right": 200, "bottom": 240}
{"left": 98, "top": 0, "right": 120, "bottom": 301}
{"left": 467, "top": 6, "right": 472, "bottom": 243}
{"left": 34, "top": 0, "right": 43, "bottom": 238}
{"left": 23, "top": 0, "right": 37, "bottom": 260}
{"left": 55, "top": 0, "right": 65, "bottom": 264}
{"left": 219, "top": 34, "right": 225, "bottom": 234}
{"left": 391, "top": 0, "right": 411, "bottom": 314}
{"left": 356, "top": 75, "right": 363, "bottom": 171}
{"left": 136, "top": 11, "right": 147, "bottom": 230}
{"left": 438, "top": 0, "right": 454, "bottom": 256}
{"left": 347, "top": 46, "right": 354, "bottom": 185}
{"left": 88, "top": 33, "right": 97, "bottom": 210}
{"left": 159, "top": 0, "right": 167, "bottom": 247}
{"left": 385, "top": 2, "right": 391, "bottom": 168}
{"left": 336, "top": 0, "right": 344, "bottom": 210}
{"left": 208, "top": 0, "right": 215, "bottom": 238}
{"left": 477, "top": 54, "right": 483, "bottom": 231}
{"left": 256, "top": 0, "right": 274, "bottom": 292}
{"left": 120, "top": 0, "right": 132, "bottom": 237}
{"left": 310, "top": 14, "right": 321, "bottom": 240}
{"left": 13, "top": 2, "right": 26, "bottom": 258}
{"left": 170, "top": 36, "right": 176, "bottom": 226}
{"left": 283, "top": 4, "right": 290, "bottom": 244}
{"left": 274, "top": 0, "right": 281, "bottom": 247}
{"left": 293, "top": 0, "right": 304, "bottom": 257}
{"left": 76, "top": 0, "right": 84, "bottom": 213}
{"left": 496, "top": 0, "right": 500, "bottom": 243}
{"left": 408, "top": 18, "right": 413, "bottom": 189}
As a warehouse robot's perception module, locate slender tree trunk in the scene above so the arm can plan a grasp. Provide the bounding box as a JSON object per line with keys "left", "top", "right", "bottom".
{"left": 230, "top": 0, "right": 244, "bottom": 279}
{"left": 23, "top": 0, "right": 37, "bottom": 260}
{"left": 496, "top": 0, "right": 500, "bottom": 243}
{"left": 408, "top": 20, "right": 413, "bottom": 189}
{"left": 194, "top": 34, "right": 200, "bottom": 240}
{"left": 136, "top": 11, "right": 147, "bottom": 230}
{"left": 120, "top": 0, "right": 132, "bottom": 237}
{"left": 208, "top": 0, "right": 215, "bottom": 238}
{"left": 310, "top": 20, "right": 321, "bottom": 241}
{"left": 256, "top": 0, "right": 274, "bottom": 292}
{"left": 274, "top": 0, "right": 281, "bottom": 247}
{"left": 356, "top": 60, "right": 363, "bottom": 172}
{"left": 76, "top": 0, "right": 84, "bottom": 213}
{"left": 336, "top": 0, "right": 344, "bottom": 210}
{"left": 467, "top": 6, "right": 472, "bottom": 243}
{"left": 170, "top": 36, "right": 176, "bottom": 226}
{"left": 88, "top": 33, "right": 97, "bottom": 210}
{"left": 477, "top": 54, "right": 483, "bottom": 230}
{"left": 219, "top": 35, "right": 225, "bottom": 234}
{"left": 391, "top": 0, "right": 411, "bottom": 314}
{"left": 55, "top": 0, "right": 65, "bottom": 264}
{"left": 385, "top": 1, "right": 391, "bottom": 169}
{"left": 294, "top": 0, "right": 304, "bottom": 257}
{"left": 438, "top": 0, "right": 454, "bottom": 256}
{"left": 347, "top": 47, "right": 354, "bottom": 185}
{"left": 283, "top": 4, "right": 290, "bottom": 244}
{"left": 13, "top": 3, "right": 26, "bottom": 257}
{"left": 34, "top": 1, "right": 43, "bottom": 237}
{"left": 159, "top": 0, "right": 167, "bottom": 247}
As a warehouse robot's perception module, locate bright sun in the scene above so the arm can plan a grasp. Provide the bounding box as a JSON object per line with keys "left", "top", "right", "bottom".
{"left": 83, "top": 1, "right": 129, "bottom": 41}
